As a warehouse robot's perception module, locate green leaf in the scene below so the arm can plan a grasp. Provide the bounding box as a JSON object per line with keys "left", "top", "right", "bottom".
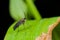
{"left": 4, "top": 17, "right": 60, "bottom": 40}
{"left": 9, "top": 0, "right": 41, "bottom": 21}
{"left": 4, "top": 0, "right": 60, "bottom": 40}
{"left": 9, "top": 0, "right": 27, "bottom": 20}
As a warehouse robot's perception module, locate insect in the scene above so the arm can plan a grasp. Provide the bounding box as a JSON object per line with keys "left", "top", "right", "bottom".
{"left": 13, "top": 18, "right": 26, "bottom": 30}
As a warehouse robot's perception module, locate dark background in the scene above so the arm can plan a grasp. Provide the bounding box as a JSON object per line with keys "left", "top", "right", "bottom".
{"left": 1, "top": 0, "right": 60, "bottom": 40}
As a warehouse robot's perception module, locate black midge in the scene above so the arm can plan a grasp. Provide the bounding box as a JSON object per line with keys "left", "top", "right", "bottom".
{"left": 13, "top": 18, "right": 26, "bottom": 30}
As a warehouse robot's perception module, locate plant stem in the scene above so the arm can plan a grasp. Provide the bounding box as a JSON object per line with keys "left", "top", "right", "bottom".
{"left": 26, "top": 0, "right": 42, "bottom": 20}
